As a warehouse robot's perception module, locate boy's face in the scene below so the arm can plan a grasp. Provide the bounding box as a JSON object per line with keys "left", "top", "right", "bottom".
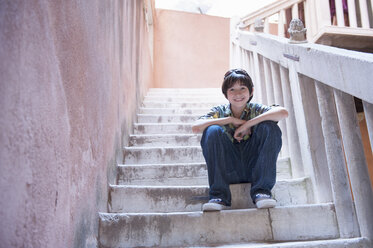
{"left": 226, "top": 82, "right": 251, "bottom": 109}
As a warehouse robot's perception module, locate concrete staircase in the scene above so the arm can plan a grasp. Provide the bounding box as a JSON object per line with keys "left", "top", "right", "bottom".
{"left": 98, "top": 88, "right": 368, "bottom": 248}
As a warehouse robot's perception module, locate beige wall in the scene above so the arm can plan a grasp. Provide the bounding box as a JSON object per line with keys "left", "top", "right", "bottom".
{"left": 0, "top": 0, "right": 153, "bottom": 247}
{"left": 154, "top": 9, "right": 230, "bottom": 88}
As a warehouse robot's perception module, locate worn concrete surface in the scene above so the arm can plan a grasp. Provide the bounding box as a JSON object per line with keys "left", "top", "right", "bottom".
{"left": 0, "top": 0, "right": 153, "bottom": 247}
{"left": 99, "top": 204, "right": 340, "bottom": 247}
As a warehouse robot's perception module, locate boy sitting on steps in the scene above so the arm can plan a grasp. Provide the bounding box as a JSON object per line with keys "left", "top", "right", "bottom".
{"left": 192, "top": 69, "right": 288, "bottom": 211}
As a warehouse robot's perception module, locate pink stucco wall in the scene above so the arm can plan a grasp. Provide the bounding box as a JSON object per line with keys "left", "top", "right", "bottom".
{"left": 0, "top": 0, "right": 153, "bottom": 247}
{"left": 154, "top": 9, "right": 230, "bottom": 88}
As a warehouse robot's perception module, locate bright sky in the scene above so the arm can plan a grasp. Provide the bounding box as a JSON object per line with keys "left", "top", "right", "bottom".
{"left": 155, "top": 0, "right": 277, "bottom": 18}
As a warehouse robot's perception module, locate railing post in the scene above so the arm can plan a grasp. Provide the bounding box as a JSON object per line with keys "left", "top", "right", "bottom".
{"left": 314, "top": 0, "right": 332, "bottom": 28}
{"left": 335, "top": 0, "right": 346, "bottom": 26}
{"left": 263, "top": 58, "right": 275, "bottom": 105}
{"left": 279, "top": 66, "right": 304, "bottom": 178}
{"left": 264, "top": 17, "right": 270, "bottom": 34}
{"left": 334, "top": 89, "right": 373, "bottom": 242}
{"left": 363, "top": 101, "right": 373, "bottom": 153}
{"left": 247, "top": 52, "right": 259, "bottom": 103}
{"left": 252, "top": 52, "right": 264, "bottom": 104}
{"left": 358, "top": 0, "right": 370, "bottom": 28}
{"left": 292, "top": 3, "right": 299, "bottom": 19}
{"left": 315, "top": 82, "right": 360, "bottom": 238}
{"left": 270, "top": 61, "right": 289, "bottom": 157}
{"left": 347, "top": 0, "right": 358, "bottom": 27}
{"left": 305, "top": 0, "right": 319, "bottom": 39}
{"left": 241, "top": 49, "right": 250, "bottom": 74}
{"left": 278, "top": 9, "right": 286, "bottom": 37}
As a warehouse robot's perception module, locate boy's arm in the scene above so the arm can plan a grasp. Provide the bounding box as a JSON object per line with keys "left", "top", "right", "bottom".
{"left": 192, "top": 117, "right": 245, "bottom": 133}
{"left": 234, "top": 106, "right": 288, "bottom": 141}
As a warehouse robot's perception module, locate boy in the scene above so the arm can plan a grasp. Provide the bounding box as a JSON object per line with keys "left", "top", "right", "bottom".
{"left": 192, "top": 69, "right": 288, "bottom": 211}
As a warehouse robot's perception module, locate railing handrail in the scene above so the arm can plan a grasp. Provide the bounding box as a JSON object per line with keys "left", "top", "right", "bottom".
{"left": 240, "top": 0, "right": 303, "bottom": 28}
{"left": 236, "top": 30, "right": 373, "bottom": 104}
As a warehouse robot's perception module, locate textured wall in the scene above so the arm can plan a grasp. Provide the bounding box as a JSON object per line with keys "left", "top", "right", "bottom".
{"left": 154, "top": 9, "right": 229, "bottom": 88}
{"left": 0, "top": 0, "right": 153, "bottom": 247}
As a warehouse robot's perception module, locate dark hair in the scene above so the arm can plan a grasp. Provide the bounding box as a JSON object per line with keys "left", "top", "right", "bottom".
{"left": 222, "top": 69, "right": 254, "bottom": 102}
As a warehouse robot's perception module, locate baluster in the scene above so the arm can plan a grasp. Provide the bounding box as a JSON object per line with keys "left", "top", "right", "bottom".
{"left": 304, "top": 0, "right": 317, "bottom": 40}
{"left": 278, "top": 10, "right": 285, "bottom": 37}
{"left": 288, "top": 63, "right": 331, "bottom": 203}
{"left": 334, "top": 89, "right": 373, "bottom": 241}
{"left": 249, "top": 24, "right": 254, "bottom": 32}
{"left": 314, "top": 0, "right": 332, "bottom": 27}
{"left": 264, "top": 17, "right": 270, "bottom": 33}
{"left": 279, "top": 66, "right": 304, "bottom": 178}
{"left": 270, "top": 61, "right": 289, "bottom": 158}
{"left": 292, "top": 3, "right": 299, "bottom": 19}
{"left": 363, "top": 101, "right": 373, "bottom": 153}
{"left": 298, "top": 74, "right": 332, "bottom": 203}
{"left": 241, "top": 49, "right": 249, "bottom": 72}
{"left": 358, "top": 0, "right": 370, "bottom": 28}
{"left": 252, "top": 52, "right": 264, "bottom": 104}
{"left": 335, "top": 0, "right": 346, "bottom": 26}
{"left": 263, "top": 58, "right": 275, "bottom": 105}
{"left": 315, "top": 83, "right": 360, "bottom": 238}
{"left": 310, "top": 0, "right": 319, "bottom": 36}
{"left": 248, "top": 52, "right": 255, "bottom": 81}
{"left": 347, "top": 0, "right": 358, "bottom": 27}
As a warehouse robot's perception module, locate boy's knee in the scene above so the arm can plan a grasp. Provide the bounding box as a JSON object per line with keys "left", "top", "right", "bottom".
{"left": 204, "top": 125, "right": 224, "bottom": 137}
{"left": 201, "top": 125, "right": 224, "bottom": 143}
{"left": 255, "top": 121, "right": 282, "bottom": 140}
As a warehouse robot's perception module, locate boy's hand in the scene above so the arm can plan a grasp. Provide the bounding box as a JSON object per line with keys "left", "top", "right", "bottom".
{"left": 230, "top": 117, "right": 246, "bottom": 127}
{"left": 234, "top": 123, "right": 252, "bottom": 142}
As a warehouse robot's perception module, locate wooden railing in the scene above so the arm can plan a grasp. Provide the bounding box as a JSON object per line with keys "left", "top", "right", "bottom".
{"left": 230, "top": 27, "right": 373, "bottom": 242}
{"left": 239, "top": 0, "right": 373, "bottom": 42}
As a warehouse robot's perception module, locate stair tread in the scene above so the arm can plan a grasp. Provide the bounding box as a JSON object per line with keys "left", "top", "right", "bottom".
{"left": 196, "top": 238, "right": 369, "bottom": 248}
{"left": 99, "top": 203, "right": 339, "bottom": 247}
{"left": 109, "top": 177, "right": 311, "bottom": 213}
{"left": 111, "top": 177, "right": 307, "bottom": 188}
{"left": 120, "top": 157, "right": 290, "bottom": 166}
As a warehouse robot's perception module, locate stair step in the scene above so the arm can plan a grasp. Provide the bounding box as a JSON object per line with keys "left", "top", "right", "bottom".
{"left": 142, "top": 101, "right": 227, "bottom": 108}
{"left": 137, "top": 114, "right": 200, "bottom": 123}
{"left": 117, "top": 158, "right": 292, "bottom": 185}
{"left": 134, "top": 123, "right": 193, "bottom": 134}
{"left": 118, "top": 162, "right": 208, "bottom": 186}
{"left": 143, "top": 96, "right": 226, "bottom": 102}
{"left": 197, "top": 238, "right": 370, "bottom": 248}
{"left": 98, "top": 203, "right": 338, "bottom": 248}
{"left": 129, "top": 134, "right": 202, "bottom": 147}
{"left": 139, "top": 107, "right": 209, "bottom": 115}
{"left": 123, "top": 146, "right": 204, "bottom": 164}
{"left": 146, "top": 88, "right": 222, "bottom": 95}
{"left": 109, "top": 178, "right": 312, "bottom": 213}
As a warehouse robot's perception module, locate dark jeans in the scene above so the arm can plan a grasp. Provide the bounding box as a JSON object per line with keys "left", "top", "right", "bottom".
{"left": 200, "top": 121, "right": 282, "bottom": 206}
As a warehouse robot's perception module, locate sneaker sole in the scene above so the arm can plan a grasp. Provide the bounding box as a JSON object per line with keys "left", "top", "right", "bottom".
{"left": 256, "top": 199, "right": 276, "bottom": 209}
{"left": 202, "top": 203, "right": 230, "bottom": 212}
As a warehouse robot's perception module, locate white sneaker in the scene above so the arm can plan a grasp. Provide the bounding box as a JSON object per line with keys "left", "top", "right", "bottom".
{"left": 254, "top": 193, "right": 276, "bottom": 209}
{"left": 202, "top": 198, "right": 230, "bottom": 211}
